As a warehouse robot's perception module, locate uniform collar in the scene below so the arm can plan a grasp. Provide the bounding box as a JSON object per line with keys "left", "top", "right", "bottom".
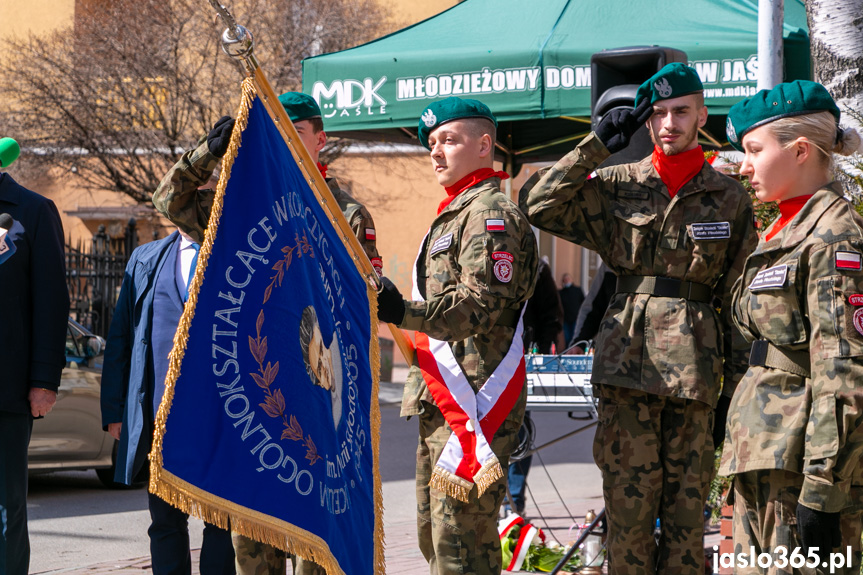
{"left": 437, "top": 177, "right": 501, "bottom": 216}
{"left": 754, "top": 181, "right": 846, "bottom": 254}
{"left": 635, "top": 155, "right": 729, "bottom": 198}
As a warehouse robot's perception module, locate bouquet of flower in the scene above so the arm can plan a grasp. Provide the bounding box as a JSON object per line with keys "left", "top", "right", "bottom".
{"left": 498, "top": 514, "right": 584, "bottom": 573}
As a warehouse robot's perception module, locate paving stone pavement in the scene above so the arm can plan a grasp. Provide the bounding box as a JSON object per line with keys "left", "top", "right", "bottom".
{"left": 31, "top": 377, "right": 724, "bottom": 575}
{"left": 37, "top": 496, "right": 723, "bottom": 574}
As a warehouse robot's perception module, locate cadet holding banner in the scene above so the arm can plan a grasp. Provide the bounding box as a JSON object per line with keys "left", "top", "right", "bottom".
{"left": 152, "top": 92, "right": 383, "bottom": 279}
{"left": 152, "top": 92, "right": 382, "bottom": 575}
{"left": 721, "top": 80, "right": 863, "bottom": 575}
{"left": 519, "top": 64, "right": 757, "bottom": 574}
{"left": 375, "top": 97, "right": 538, "bottom": 575}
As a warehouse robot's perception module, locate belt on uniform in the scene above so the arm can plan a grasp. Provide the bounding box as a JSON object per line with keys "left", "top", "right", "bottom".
{"left": 615, "top": 275, "right": 713, "bottom": 303}
{"left": 748, "top": 340, "right": 811, "bottom": 378}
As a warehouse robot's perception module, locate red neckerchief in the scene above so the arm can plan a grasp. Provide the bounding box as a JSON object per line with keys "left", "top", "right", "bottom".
{"left": 765, "top": 194, "right": 813, "bottom": 242}
{"left": 651, "top": 145, "right": 705, "bottom": 198}
{"left": 438, "top": 168, "right": 510, "bottom": 214}
{"left": 317, "top": 162, "right": 328, "bottom": 178}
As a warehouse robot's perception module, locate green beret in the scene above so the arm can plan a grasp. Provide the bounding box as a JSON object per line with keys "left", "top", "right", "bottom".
{"left": 725, "top": 80, "right": 841, "bottom": 151}
{"left": 0, "top": 138, "right": 20, "bottom": 168}
{"left": 634, "top": 63, "right": 704, "bottom": 107}
{"left": 278, "top": 92, "right": 322, "bottom": 123}
{"left": 417, "top": 97, "right": 497, "bottom": 150}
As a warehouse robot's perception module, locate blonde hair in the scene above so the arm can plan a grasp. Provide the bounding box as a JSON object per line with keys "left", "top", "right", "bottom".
{"left": 767, "top": 111, "right": 863, "bottom": 171}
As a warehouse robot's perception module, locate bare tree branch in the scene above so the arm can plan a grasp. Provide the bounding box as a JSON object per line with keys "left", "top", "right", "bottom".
{"left": 0, "top": 0, "right": 394, "bottom": 203}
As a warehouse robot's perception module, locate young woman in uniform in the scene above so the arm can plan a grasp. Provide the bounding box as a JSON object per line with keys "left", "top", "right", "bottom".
{"left": 721, "top": 80, "right": 863, "bottom": 574}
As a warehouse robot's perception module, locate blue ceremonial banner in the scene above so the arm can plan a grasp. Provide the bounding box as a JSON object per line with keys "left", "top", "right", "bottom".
{"left": 151, "top": 79, "right": 383, "bottom": 575}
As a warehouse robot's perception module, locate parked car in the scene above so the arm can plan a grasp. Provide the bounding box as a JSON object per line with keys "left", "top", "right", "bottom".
{"left": 27, "top": 318, "right": 139, "bottom": 488}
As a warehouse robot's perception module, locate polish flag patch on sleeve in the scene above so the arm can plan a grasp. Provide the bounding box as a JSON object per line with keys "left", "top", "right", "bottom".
{"left": 365, "top": 228, "right": 376, "bottom": 241}
{"left": 486, "top": 219, "right": 506, "bottom": 232}
{"left": 836, "top": 251, "right": 862, "bottom": 271}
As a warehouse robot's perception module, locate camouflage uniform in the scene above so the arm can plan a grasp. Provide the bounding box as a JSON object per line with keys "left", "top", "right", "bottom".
{"left": 519, "top": 132, "right": 757, "bottom": 574}
{"left": 151, "top": 139, "right": 383, "bottom": 273}
{"left": 398, "top": 177, "right": 538, "bottom": 575}
{"left": 729, "top": 470, "right": 862, "bottom": 575}
{"left": 152, "top": 139, "right": 382, "bottom": 575}
{"left": 721, "top": 182, "right": 863, "bottom": 571}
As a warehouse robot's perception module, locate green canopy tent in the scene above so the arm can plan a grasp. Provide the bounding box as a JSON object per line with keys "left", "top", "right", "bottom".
{"left": 302, "top": 0, "right": 809, "bottom": 172}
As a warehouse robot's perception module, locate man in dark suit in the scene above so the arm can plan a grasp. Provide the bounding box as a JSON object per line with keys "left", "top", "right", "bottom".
{"left": 0, "top": 151, "right": 70, "bottom": 575}
{"left": 571, "top": 263, "right": 616, "bottom": 353}
{"left": 101, "top": 213, "right": 235, "bottom": 575}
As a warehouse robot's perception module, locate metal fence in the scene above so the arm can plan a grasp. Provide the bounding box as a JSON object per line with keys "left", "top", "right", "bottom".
{"left": 66, "top": 220, "right": 138, "bottom": 337}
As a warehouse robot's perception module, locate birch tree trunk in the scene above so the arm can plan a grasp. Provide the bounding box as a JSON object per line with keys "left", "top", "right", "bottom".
{"left": 805, "top": 0, "right": 863, "bottom": 129}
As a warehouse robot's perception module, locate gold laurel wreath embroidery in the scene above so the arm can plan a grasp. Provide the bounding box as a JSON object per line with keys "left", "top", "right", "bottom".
{"left": 250, "top": 232, "right": 322, "bottom": 466}
{"left": 249, "top": 309, "right": 323, "bottom": 465}
{"left": 263, "top": 231, "right": 313, "bottom": 304}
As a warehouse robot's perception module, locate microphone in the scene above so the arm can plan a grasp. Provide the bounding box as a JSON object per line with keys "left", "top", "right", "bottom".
{"left": 0, "top": 213, "right": 18, "bottom": 264}
{"left": 0, "top": 138, "right": 20, "bottom": 168}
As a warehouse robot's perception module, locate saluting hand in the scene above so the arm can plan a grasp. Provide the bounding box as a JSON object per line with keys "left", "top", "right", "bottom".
{"left": 595, "top": 98, "right": 654, "bottom": 154}
{"left": 377, "top": 277, "right": 406, "bottom": 325}
{"left": 207, "top": 116, "right": 236, "bottom": 158}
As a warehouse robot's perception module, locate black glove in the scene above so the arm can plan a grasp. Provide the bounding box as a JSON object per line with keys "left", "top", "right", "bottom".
{"left": 712, "top": 394, "right": 731, "bottom": 448}
{"left": 594, "top": 98, "right": 654, "bottom": 154}
{"left": 377, "top": 277, "right": 406, "bottom": 325}
{"left": 207, "top": 116, "right": 235, "bottom": 158}
{"left": 796, "top": 503, "right": 841, "bottom": 566}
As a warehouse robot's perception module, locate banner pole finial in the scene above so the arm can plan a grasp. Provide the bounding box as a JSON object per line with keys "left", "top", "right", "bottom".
{"left": 207, "top": 0, "right": 258, "bottom": 75}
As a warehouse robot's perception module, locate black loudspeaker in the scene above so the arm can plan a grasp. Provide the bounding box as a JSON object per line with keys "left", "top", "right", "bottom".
{"left": 590, "top": 46, "right": 688, "bottom": 167}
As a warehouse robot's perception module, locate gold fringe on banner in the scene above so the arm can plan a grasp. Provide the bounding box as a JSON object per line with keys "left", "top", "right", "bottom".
{"left": 150, "top": 73, "right": 384, "bottom": 575}
{"left": 429, "top": 466, "right": 474, "bottom": 503}
{"left": 366, "top": 288, "right": 385, "bottom": 575}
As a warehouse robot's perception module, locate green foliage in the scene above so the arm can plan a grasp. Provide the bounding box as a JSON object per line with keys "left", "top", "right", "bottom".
{"left": 707, "top": 446, "right": 731, "bottom": 524}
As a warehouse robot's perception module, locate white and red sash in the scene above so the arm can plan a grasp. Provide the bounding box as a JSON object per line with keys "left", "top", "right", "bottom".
{"left": 412, "top": 230, "right": 526, "bottom": 502}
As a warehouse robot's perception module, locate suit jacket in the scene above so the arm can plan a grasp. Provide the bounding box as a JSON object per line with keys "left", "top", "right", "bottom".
{"left": 100, "top": 231, "right": 179, "bottom": 484}
{"left": 0, "top": 173, "right": 69, "bottom": 414}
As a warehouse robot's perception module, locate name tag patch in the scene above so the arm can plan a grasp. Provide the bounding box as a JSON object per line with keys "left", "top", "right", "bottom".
{"left": 836, "top": 251, "right": 862, "bottom": 271}
{"left": 492, "top": 251, "right": 514, "bottom": 283}
{"left": 365, "top": 228, "right": 376, "bottom": 241}
{"left": 486, "top": 219, "right": 506, "bottom": 232}
{"left": 689, "top": 221, "right": 731, "bottom": 240}
{"left": 849, "top": 294, "right": 863, "bottom": 306}
{"left": 749, "top": 264, "right": 788, "bottom": 291}
{"left": 430, "top": 233, "right": 453, "bottom": 256}
{"left": 617, "top": 189, "right": 650, "bottom": 201}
